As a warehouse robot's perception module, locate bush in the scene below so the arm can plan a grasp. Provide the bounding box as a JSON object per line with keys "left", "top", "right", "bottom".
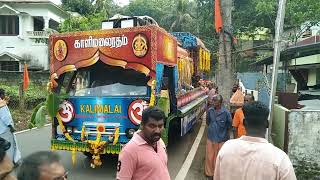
{"left": 1, "top": 83, "right": 47, "bottom": 110}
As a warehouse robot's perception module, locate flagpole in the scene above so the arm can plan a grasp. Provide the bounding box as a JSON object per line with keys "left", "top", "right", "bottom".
{"left": 268, "top": 0, "right": 287, "bottom": 140}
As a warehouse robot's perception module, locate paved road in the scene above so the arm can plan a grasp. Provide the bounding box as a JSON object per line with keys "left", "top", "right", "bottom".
{"left": 16, "top": 119, "right": 205, "bottom": 180}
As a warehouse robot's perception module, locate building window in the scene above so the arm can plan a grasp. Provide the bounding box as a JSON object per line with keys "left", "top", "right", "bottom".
{"left": 33, "top": 17, "right": 44, "bottom": 31}
{"left": 0, "top": 61, "right": 20, "bottom": 71}
{"left": 0, "top": 15, "right": 19, "bottom": 35}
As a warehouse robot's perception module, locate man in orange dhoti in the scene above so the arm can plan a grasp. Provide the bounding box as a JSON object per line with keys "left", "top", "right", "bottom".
{"left": 205, "top": 95, "right": 232, "bottom": 180}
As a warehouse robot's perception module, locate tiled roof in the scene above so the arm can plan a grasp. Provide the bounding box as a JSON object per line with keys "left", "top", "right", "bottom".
{"left": 0, "top": 52, "right": 23, "bottom": 61}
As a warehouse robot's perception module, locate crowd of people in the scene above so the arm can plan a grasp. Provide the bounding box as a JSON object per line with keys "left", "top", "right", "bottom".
{"left": 116, "top": 81, "right": 297, "bottom": 180}
{"left": 204, "top": 87, "right": 296, "bottom": 180}
{"left": 0, "top": 83, "right": 297, "bottom": 180}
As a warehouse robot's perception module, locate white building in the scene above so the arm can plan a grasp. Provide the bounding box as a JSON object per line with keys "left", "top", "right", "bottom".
{"left": 0, "top": 0, "right": 69, "bottom": 71}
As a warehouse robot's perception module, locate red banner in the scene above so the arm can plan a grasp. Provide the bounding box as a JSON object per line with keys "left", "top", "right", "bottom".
{"left": 50, "top": 25, "right": 177, "bottom": 79}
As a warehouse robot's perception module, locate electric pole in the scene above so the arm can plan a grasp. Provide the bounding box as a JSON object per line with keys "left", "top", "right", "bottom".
{"left": 268, "top": 0, "right": 287, "bottom": 140}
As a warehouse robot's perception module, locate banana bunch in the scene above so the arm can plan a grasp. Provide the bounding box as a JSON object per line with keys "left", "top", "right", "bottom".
{"left": 199, "top": 48, "right": 203, "bottom": 71}
{"left": 198, "top": 48, "right": 211, "bottom": 72}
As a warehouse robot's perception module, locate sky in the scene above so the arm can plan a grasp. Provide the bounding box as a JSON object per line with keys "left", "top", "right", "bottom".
{"left": 113, "top": 0, "right": 130, "bottom": 7}
{"left": 50, "top": 0, "right": 130, "bottom": 7}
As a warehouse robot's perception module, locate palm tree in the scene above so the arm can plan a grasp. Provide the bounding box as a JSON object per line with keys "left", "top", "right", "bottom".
{"left": 94, "top": 0, "right": 112, "bottom": 17}
{"left": 162, "top": 0, "right": 194, "bottom": 32}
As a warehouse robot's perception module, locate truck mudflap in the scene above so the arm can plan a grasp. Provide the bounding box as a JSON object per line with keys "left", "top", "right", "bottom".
{"left": 51, "top": 139, "right": 123, "bottom": 154}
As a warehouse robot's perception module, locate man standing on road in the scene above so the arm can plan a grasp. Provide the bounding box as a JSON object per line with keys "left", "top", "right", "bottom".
{"left": 18, "top": 151, "right": 68, "bottom": 180}
{"left": 116, "top": 107, "right": 170, "bottom": 180}
{"left": 205, "top": 95, "right": 232, "bottom": 180}
{"left": 207, "top": 83, "right": 216, "bottom": 105}
{"left": 0, "top": 88, "right": 21, "bottom": 166}
{"left": 232, "top": 94, "right": 254, "bottom": 138}
{"left": 214, "top": 101, "right": 296, "bottom": 180}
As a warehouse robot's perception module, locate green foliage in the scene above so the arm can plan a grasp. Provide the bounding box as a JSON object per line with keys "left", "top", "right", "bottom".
{"left": 121, "top": 0, "right": 173, "bottom": 29}
{"left": 59, "top": 0, "right": 113, "bottom": 32}
{"left": 161, "top": 0, "right": 195, "bottom": 32}
{"left": 234, "top": 0, "right": 320, "bottom": 35}
{"left": 46, "top": 93, "right": 60, "bottom": 118}
{"left": 157, "top": 97, "right": 170, "bottom": 117}
{"left": 30, "top": 102, "right": 45, "bottom": 128}
{"left": 1, "top": 83, "right": 47, "bottom": 109}
{"left": 58, "top": 0, "right": 320, "bottom": 76}
{"left": 34, "top": 105, "right": 47, "bottom": 128}
{"left": 29, "top": 92, "right": 68, "bottom": 128}
{"left": 59, "top": 12, "right": 106, "bottom": 32}
{"left": 62, "top": 0, "right": 112, "bottom": 16}
{"left": 233, "top": 0, "right": 275, "bottom": 34}
{"left": 61, "top": 0, "right": 95, "bottom": 15}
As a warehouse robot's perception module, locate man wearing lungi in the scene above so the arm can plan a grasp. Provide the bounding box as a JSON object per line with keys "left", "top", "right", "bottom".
{"left": 205, "top": 94, "right": 232, "bottom": 180}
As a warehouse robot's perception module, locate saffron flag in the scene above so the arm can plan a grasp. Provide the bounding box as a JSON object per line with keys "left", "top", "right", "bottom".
{"left": 215, "top": 0, "right": 223, "bottom": 33}
{"left": 23, "top": 63, "right": 29, "bottom": 91}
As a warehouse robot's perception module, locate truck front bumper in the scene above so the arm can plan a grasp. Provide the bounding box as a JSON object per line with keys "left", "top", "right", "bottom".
{"left": 51, "top": 139, "right": 123, "bottom": 154}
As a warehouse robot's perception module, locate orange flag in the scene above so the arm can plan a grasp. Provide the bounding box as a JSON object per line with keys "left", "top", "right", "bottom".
{"left": 215, "top": 0, "right": 223, "bottom": 33}
{"left": 23, "top": 63, "right": 30, "bottom": 91}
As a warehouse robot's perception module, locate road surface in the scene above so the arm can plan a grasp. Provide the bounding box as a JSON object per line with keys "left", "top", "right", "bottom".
{"left": 16, "top": 119, "right": 207, "bottom": 180}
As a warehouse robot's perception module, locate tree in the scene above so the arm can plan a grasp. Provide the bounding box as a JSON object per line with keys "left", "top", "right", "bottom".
{"left": 94, "top": 0, "right": 112, "bottom": 17}
{"left": 161, "top": 0, "right": 195, "bottom": 32}
{"left": 216, "top": 0, "right": 234, "bottom": 105}
{"left": 59, "top": 0, "right": 114, "bottom": 32}
{"left": 233, "top": 0, "right": 320, "bottom": 38}
{"left": 61, "top": 0, "right": 95, "bottom": 15}
{"left": 59, "top": 13, "right": 106, "bottom": 32}
{"left": 233, "top": 0, "right": 275, "bottom": 35}
{"left": 121, "top": 0, "right": 173, "bottom": 29}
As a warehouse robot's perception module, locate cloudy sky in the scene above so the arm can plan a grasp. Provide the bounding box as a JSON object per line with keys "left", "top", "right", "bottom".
{"left": 50, "top": 0, "right": 130, "bottom": 7}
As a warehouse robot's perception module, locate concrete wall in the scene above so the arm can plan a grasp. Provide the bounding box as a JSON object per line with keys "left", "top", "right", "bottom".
{"left": 271, "top": 104, "right": 320, "bottom": 178}
{"left": 271, "top": 104, "right": 289, "bottom": 151}
{"left": 289, "top": 54, "right": 320, "bottom": 66}
{"left": 0, "top": 35, "right": 48, "bottom": 69}
{"left": 288, "top": 110, "right": 320, "bottom": 178}
{"left": 9, "top": 4, "right": 68, "bottom": 22}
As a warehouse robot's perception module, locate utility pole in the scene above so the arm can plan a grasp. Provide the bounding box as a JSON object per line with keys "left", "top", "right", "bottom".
{"left": 216, "top": 0, "right": 233, "bottom": 106}
{"left": 268, "top": 0, "right": 287, "bottom": 140}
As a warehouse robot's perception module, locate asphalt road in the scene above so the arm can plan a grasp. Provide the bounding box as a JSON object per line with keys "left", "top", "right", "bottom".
{"left": 16, "top": 119, "right": 205, "bottom": 180}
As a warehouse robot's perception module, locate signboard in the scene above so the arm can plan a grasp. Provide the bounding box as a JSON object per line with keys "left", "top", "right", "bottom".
{"left": 50, "top": 25, "right": 177, "bottom": 79}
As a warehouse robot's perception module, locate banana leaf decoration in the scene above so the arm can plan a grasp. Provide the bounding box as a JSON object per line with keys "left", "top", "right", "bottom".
{"left": 157, "top": 95, "right": 170, "bottom": 145}
{"left": 29, "top": 92, "right": 68, "bottom": 128}
{"left": 29, "top": 102, "right": 45, "bottom": 129}
{"left": 47, "top": 92, "right": 60, "bottom": 118}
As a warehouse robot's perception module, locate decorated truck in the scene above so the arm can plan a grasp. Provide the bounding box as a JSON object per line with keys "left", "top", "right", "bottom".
{"left": 46, "top": 15, "right": 211, "bottom": 167}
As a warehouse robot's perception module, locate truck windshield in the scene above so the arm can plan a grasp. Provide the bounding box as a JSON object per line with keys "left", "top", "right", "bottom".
{"left": 67, "top": 62, "right": 149, "bottom": 97}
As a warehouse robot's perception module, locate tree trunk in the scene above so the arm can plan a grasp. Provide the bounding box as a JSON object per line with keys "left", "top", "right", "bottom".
{"left": 216, "top": 0, "right": 233, "bottom": 107}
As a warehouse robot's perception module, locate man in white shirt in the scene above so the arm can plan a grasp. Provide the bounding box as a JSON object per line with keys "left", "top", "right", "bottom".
{"left": 214, "top": 101, "right": 296, "bottom": 180}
